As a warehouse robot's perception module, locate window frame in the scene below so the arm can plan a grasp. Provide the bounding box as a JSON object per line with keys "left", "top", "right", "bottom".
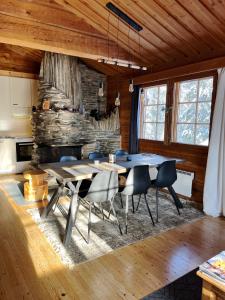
{"left": 139, "top": 81, "right": 168, "bottom": 141}
{"left": 138, "top": 71, "right": 217, "bottom": 148}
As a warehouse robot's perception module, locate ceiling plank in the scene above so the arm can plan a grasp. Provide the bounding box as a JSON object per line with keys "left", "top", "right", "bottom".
{"left": 133, "top": 55, "right": 225, "bottom": 84}
{"left": 155, "top": 0, "right": 225, "bottom": 49}
{"left": 0, "top": 13, "right": 135, "bottom": 63}
{"left": 124, "top": 0, "right": 206, "bottom": 56}
{"left": 176, "top": 0, "right": 225, "bottom": 43}
{"left": 200, "top": 0, "right": 225, "bottom": 27}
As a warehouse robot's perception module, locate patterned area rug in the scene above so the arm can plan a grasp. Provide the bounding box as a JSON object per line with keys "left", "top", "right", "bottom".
{"left": 28, "top": 190, "right": 204, "bottom": 268}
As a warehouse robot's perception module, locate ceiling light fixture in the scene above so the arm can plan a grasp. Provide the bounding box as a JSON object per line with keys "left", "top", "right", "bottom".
{"left": 97, "top": 59, "right": 147, "bottom": 70}
{"left": 97, "top": 2, "right": 148, "bottom": 71}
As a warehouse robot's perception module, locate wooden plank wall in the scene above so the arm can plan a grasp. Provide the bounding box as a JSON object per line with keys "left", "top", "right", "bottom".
{"left": 107, "top": 75, "right": 208, "bottom": 204}
{"left": 107, "top": 76, "right": 132, "bottom": 150}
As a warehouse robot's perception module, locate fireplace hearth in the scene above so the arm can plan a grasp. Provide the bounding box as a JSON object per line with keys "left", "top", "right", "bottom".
{"left": 37, "top": 144, "right": 82, "bottom": 163}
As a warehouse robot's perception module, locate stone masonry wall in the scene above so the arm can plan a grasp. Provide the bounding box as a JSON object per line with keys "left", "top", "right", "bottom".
{"left": 32, "top": 60, "right": 120, "bottom": 163}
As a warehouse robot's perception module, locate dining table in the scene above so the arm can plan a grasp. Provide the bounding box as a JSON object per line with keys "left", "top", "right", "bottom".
{"left": 39, "top": 153, "right": 184, "bottom": 246}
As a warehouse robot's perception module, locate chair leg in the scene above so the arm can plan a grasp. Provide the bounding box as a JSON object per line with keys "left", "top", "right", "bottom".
{"left": 87, "top": 203, "right": 92, "bottom": 243}
{"left": 119, "top": 193, "right": 123, "bottom": 208}
{"left": 110, "top": 202, "right": 123, "bottom": 235}
{"left": 125, "top": 195, "right": 129, "bottom": 234}
{"left": 136, "top": 194, "right": 141, "bottom": 211}
{"left": 131, "top": 195, "right": 135, "bottom": 214}
{"left": 168, "top": 186, "right": 181, "bottom": 214}
{"left": 156, "top": 188, "right": 159, "bottom": 223}
{"left": 144, "top": 194, "right": 155, "bottom": 226}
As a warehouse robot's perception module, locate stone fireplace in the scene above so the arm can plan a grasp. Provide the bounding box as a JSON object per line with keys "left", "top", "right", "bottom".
{"left": 32, "top": 52, "right": 120, "bottom": 164}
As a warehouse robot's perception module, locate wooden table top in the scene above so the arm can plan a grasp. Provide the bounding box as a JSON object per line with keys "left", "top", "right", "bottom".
{"left": 39, "top": 153, "right": 184, "bottom": 183}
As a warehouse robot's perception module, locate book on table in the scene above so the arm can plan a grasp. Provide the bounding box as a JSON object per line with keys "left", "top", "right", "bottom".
{"left": 199, "top": 251, "right": 225, "bottom": 283}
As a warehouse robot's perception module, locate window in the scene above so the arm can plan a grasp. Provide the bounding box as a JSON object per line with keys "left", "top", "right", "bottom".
{"left": 172, "top": 77, "right": 214, "bottom": 146}
{"left": 139, "top": 84, "right": 167, "bottom": 141}
{"left": 139, "top": 73, "right": 216, "bottom": 146}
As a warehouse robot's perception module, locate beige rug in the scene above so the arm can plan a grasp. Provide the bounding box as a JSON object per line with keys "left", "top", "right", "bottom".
{"left": 28, "top": 190, "right": 204, "bottom": 268}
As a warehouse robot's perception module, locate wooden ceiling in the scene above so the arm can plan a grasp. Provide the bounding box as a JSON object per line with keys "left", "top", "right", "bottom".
{"left": 1, "top": 0, "right": 225, "bottom": 76}
{"left": 0, "top": 43, "right": 42, "bottom": 74}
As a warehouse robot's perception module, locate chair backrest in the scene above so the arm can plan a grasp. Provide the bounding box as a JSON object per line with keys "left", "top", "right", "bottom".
{"left": 122, "top": 165, "right": 151, "bottom": 196}
{"left": 88, "top": 152, "right": 104, "bottom": 160}
{"left": 87, "top": 171, "right": 118, "bottom": 203}
{"left": 60, "top": 156, "right": 77, "bottom": 162}
{"left": 155, "top": 160, "right": 177, "bottom": 187}
{"left": 115, "top": 149, "right": 128, "bottom": 157}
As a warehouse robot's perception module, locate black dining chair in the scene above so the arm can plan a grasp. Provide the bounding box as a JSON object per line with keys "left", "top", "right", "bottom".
{"left": 75, "top": 170, "right": 122, "bottom": 243}
{"left": 136, "top": 160, "right": 182, "bottom": 222}
{"left": 60, "top": 156, "right": 77, "bottom": 162}
{"left": 120, "top": 165, "right": 155, "bottom": 233}
{"left": 88, "top": 152, "right": 104, "bottom": 160}
{"left": 115, "top": 149, "right": 128, "bottom": 157}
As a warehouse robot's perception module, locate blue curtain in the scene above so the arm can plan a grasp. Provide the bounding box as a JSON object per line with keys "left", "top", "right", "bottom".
{"left": 129, "top": 85, "right": 140, "bottom": 154}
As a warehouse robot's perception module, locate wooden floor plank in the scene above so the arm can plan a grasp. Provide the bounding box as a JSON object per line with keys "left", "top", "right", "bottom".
{"left": 0, "top": 177, "right": 225, "bottom": 299}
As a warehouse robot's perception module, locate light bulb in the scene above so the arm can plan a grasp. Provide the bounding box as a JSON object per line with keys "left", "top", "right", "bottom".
{"left": 98, "top": 82, "right": 104, "bottom": 97}
{"left": 140, "top": 88, "right": 145, "bottom": 103}
{"left": 115, "top": 92, "right": 120, "bottom": 106}
{"left": 129, "top": 79, "right": 134, "bottom": 93}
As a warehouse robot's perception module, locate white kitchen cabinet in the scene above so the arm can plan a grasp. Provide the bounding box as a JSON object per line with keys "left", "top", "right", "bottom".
{"left": 0, "top": 76, "right": 11, "bottom": 119}
{"left": 0, "top": 75, "right": 38, "bottom": 136}
{"left": 10, "top": 77, "right": 38, "bottom": 116}
{"left": 11, "top": 77, "right": 32, "bottom": 108}
{"left": 0, "top": 138, "right": 16, "bottom": 174}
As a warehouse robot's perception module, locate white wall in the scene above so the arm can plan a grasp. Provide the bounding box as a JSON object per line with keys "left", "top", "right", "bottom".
{"left": 0, "top": 76, "right": 38, "bottom": 137}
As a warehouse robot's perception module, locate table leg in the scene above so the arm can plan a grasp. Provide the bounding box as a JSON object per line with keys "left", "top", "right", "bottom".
{"left": 41, "top": 182, "right": 65, "bottom": 218}
{"left": 63, "top": 180, "right": 82, "bottom": 246}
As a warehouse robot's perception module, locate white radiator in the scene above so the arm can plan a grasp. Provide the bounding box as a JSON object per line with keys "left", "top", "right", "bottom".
{"left": 149, "top": 168, "right": 194, "bottom": 197}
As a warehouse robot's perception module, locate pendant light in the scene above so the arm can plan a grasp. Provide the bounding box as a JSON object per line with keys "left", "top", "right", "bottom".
{"left": 128, "top": 25, "right": 134, "bottom": 94}
{"left": 98, "top": 81, "right": 104, "bottom": 97}
{"left": 129, "top": 79, "right": 134, "bottom": 93}
{"left": 115, "top": 14, "right": 120, "bottom": 106}
{"left": 140, "top": 88, "right": 145, "bottom": 103}
{"left": 115, "top": 91, "right": 120, "bottom": 106}
{"left": 97, "top": 3, "right": 148, "bottom": 71}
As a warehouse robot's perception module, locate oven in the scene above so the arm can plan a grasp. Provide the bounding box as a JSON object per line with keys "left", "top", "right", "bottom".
{"left": 16, "top": 141, "right": 33, "bottom": 162}
{"left": 15, "top": 138, "right": 33, "bottom": 173}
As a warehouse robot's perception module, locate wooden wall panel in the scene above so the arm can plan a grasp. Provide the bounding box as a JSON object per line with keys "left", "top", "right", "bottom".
{"left": 107, "top": 76, "right": 132, "bottom": 150}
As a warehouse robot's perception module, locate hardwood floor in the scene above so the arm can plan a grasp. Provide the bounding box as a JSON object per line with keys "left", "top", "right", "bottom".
{"left": 0, "top": 177, "right": 225, "bottom": 299}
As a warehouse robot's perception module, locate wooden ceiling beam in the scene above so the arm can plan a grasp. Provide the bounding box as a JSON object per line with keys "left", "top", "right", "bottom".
{"left": 0, "top": 13, "right": 133, "bottom": 62}
{"left": 0, "top": 69, "right": 38, "bottom": 79}
{"left": 133, "top": 55, "right": 225, "bottom": 85}
{"left": 0, "top": 0, "right": 102, "bottom": 38}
